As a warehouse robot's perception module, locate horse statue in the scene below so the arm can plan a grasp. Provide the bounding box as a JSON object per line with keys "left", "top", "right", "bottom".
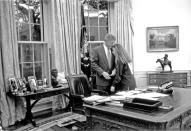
{"left": 156, "top": 54, "right": 172, "bottom": 72}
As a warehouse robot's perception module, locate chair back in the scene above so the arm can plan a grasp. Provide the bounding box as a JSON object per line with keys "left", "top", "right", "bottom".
{"left": 66, "top": 74, "right": 91, "bottom": 97}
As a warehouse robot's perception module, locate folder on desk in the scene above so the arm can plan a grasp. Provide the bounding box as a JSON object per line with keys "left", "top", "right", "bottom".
{"left": 123, "top": 98, "right": 162, "bottom": 112}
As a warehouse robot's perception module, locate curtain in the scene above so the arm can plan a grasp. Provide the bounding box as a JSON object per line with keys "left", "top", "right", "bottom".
{"left": 48, "top": 0, "right": 81, "bottom": 110}
{"left": 108, "top": 0, "right": 134, "bottom": 72}
{"left": 51, "top": 0, "right": 81, "bottom": 75}
{"left": 0, "top": 0, "right": 25, "bottom": 127}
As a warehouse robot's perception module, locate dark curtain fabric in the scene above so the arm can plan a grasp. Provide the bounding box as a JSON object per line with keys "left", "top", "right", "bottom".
{"left": 0, "top": 0, "right": 25, "bottom": 127}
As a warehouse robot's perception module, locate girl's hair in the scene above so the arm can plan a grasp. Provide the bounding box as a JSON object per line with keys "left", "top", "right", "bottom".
{"left": 112, "top": 44, "right": 131, "bottom": 64}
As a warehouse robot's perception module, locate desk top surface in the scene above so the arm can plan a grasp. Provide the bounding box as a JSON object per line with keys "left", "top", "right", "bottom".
{"left": 84, "top": 87, "right": 191, "bottom": 123}
{"left": 11, "top": 83, "right": 69, "bottom": 99}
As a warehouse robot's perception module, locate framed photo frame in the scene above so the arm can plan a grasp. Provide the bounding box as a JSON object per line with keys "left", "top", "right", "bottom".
{"left": 8, "top": 77, "right": 19, "bottom": 93}
{"left": 28, "top": 76, "right": 37, "bottom": 92}
{"left": 146, "top": 26, "right": 179, "bottom": 52}
{"left": 17, "top": 78, "right": 27, "bottom": 91}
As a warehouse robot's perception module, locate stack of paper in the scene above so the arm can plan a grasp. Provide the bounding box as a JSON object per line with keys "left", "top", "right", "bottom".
{"left": 83, "top": 95, "right": 106, "bottom": 102}
{"left": 131, "top": 92, "right": 168, "bottom": 100}
{"left": 115, "top": 90, "right": 168, "bottom": 101}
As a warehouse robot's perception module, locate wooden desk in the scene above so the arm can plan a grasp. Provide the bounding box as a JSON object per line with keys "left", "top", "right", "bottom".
{"left": 12, "top": 85, "right": 70, "bottom": 126}
{"left": 84, "top": 88, "right": 191, "bottom": 130}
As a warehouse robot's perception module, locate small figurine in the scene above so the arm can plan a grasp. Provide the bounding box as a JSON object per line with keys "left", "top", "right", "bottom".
{"left": 156, "top": 54, "right": 172, "bottom": 72}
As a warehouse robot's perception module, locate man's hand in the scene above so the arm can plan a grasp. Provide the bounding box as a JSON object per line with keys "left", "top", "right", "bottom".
{"left": 102, "top": 72, "right": 111, "bottom": 80}
{"left": 110, "top": 86, "right": 115, "bottom": 92}
{"left": 110, "top": 68, "right": 116, "bottom": 76}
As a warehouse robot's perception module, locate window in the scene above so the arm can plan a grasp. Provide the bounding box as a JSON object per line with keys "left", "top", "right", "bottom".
{"left": 14, "top": 0, "right": 49, "bottom": 81}
{"left": 82, "top": 0, "right": 108, "bottom": 41}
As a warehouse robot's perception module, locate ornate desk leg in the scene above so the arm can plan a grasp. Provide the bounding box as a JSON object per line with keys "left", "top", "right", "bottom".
{"left": 24, "top": 97, "right": 37, "bottom": 127}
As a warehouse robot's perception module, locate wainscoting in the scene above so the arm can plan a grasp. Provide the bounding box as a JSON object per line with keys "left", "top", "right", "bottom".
{"left": 134, "top": 70, "right": 191, "bottom": 88}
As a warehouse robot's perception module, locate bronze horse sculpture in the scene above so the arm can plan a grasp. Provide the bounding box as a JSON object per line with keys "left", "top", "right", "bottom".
{"left": 156, "top": 54, "right": 172, "bottom": 72}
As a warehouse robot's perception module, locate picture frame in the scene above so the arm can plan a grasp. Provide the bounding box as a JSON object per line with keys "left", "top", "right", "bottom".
{"left": 17, "top": 78, "right": 27, "bottom": 91}
{"left": 8, "top": 77, "right": 19, "bottom": 93}
{"left": 28, "top": 76, "right": 37, "bottom": 92}
{"left": 146, "top": 26, "right": 179, "bottom": 52}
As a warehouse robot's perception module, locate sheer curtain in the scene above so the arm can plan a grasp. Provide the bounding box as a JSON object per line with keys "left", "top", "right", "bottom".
{"left": 47, "top": 0, "right": 81, "bottom": 110}
{"left": 0, "top": 0, "right": 25, "bottom": 127}
{"left": 51, "top": 0, "right": 81, "bottom": 75}
{"left": 108, "top": 0, "right": 134, "bottom": 72}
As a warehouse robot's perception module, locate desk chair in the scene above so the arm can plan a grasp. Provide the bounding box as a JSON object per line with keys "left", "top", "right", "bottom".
{"left": 66, "top": 74, "right": 108, "bottom": 114}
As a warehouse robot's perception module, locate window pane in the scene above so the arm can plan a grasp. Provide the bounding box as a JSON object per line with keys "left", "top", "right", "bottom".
{"left": 22, "top": 44, "right": 33, "bottom": 62}
{"left": 31, "top": 24, "right": 41, "bottom": 41}
{"left": 99, "top": 27, "right": 108, "bottom": 41}
{"left": 42, "top": 61, "right": 48, "bottom": 78}
{"left": 99, "top": 15, "right": 107, "bottom": 26}
{"left": 29, "top": 0, "right": 41, "bottom": 24}
{"left": 84, "top": 3, "right": 89, "bottom": 26}
{"left": 90, "top": 27, "right": 98, "bottom": 41}
{"left": 18, "top": 23, "right": 30, "bottom": 41}
{"left": 34, "top": 44, "right": 42, "bottom": 61}
{"left": 23, "top": 63, "right": 34, "bottom": 80}
{"left": 15, "top": 0, "right": 29, "bottom": 23}
{"left": 90, "top": 17, "right": 98, "bottom": 26}
{"left": 88, "top": 0, "right": 98, "bottom": 26}
{"left": 82, "top": 0, "right": 108, "bottom": 42}
{"left": 35, "top": 63, "right": 42, "bottom": 80}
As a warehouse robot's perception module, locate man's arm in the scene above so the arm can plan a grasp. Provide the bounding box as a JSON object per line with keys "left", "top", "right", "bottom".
{"left": 91, "top": 48, "right": 111, "bottom": 79}
{"left": 91, "top": 48, "right": 104, "bottom": 76}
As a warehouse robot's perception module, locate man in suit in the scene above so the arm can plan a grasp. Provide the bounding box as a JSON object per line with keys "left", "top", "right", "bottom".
{"left": 91, "top": 34, "right": 116, "bottom": 94}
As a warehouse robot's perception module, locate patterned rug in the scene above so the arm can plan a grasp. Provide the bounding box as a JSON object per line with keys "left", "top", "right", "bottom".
{"left": 15, "top": 112, "right": 86, "bottom": 131}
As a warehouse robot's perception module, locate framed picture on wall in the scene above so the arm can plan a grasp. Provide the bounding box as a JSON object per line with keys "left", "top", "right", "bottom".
{"left": 146, "top": 26, "right": 179, "bottom": 52}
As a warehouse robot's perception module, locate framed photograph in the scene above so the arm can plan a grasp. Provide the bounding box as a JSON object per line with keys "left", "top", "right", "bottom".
{"left": 8, "top": 77, "right": 19, "bottom": 93}
{"left": 17, "top": 78, "right": 27, "bottom": 91}
{"left": 146, "top": 26, "right": 179, "bottom": 52}
{"left": 28, "top": 76, "right": 37, "bottom": 92}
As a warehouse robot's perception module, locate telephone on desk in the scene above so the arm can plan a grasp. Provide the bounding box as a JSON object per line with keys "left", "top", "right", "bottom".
{"left": 157, "top": 80, "right": 173, "bottom": 94}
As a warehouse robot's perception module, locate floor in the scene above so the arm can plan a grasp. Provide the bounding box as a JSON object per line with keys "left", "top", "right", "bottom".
{"left": 4, "top": 109, "right": 113, "bottom": 131}
{"left": 4, "top": 109, "right": 67, "bottom": 131}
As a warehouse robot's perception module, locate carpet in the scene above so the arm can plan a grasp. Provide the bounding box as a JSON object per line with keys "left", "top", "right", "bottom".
{"left": 15, "top": 112, "right": 86, "bottom": 131}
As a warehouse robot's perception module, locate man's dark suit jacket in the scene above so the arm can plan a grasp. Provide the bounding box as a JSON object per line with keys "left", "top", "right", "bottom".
{"left": 91, "top": 44, "right": 115, "bottom": 87}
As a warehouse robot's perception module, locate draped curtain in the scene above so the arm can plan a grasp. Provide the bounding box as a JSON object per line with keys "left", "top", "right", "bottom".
{"left": 47, "top": 0, "right": 81, "bottom": 110}
{"left": 0, "top": 0, "right": 25, "bottom": 127}
{"left": 108, "top": 0, "right": 134, "bottom": 72}
{"left": 51, "top": 0, "right": 81, "bottom": 75}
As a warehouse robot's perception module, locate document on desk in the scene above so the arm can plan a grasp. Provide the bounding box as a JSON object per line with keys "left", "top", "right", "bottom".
{"left": 116, "top": 90, "right": 143, "bottom": 96}
{"left": 83, "top": 95, "right": 107, "bottom": 102}
{"left": 115, "top": 90, "right": 168, "bottom": 101}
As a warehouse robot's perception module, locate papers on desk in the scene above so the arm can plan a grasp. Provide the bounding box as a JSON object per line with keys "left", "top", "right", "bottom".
{"left": 130, "top": 92, "right": 168, "bottom": 100}
{"left": 116, "top": 90, "right": 142, "bottom": 96}
{"left": 83, "top": 95, "right": 107, "bottom": 102}
{"left": 83, "top": 95, "right": 126, "bottom": 103}
{"left": 116, "top": 90, "right": 168, "bottom": 101}
{"left": 84, "top": 90, "right": 169, "bottom": 106}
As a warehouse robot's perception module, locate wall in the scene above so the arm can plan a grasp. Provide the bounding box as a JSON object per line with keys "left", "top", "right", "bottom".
{"left": 132, "top": 0, "right": 191, "bottom": 72}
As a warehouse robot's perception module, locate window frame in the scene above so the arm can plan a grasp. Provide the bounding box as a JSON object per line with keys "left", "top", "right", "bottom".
{"left": 83, "top": 0, "right": 109, "bottom": 42}
{"left": 14, "top": 0, "right": 50, "bottom": 82}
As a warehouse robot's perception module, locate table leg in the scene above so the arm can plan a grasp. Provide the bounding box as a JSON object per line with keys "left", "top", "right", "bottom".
{"left": 24, "top": 97, "right": 37, "bottom": 127}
